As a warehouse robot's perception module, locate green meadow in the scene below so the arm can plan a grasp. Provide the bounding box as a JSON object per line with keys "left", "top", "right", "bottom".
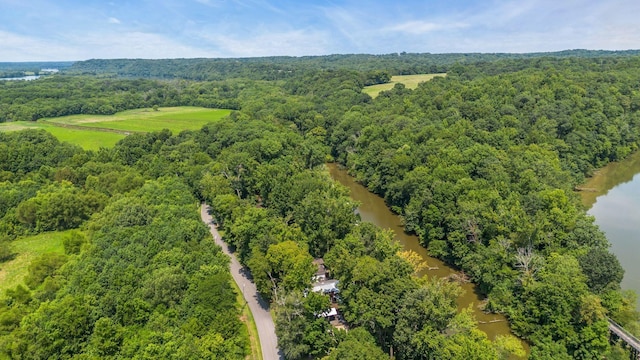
{"left": 0, "top": 121, "right": 125, "bottom": 150}
{"left": 0, "top": 230, "right": 69, "bottom": 294}
{"left": 0, "top": 106, "right": 231, "bottom": 150}
{"left": 44, "top": 106, "right": 231, "bottom": 134}
{"left": 363, "top": 73, "right": 447, "bottom": 98}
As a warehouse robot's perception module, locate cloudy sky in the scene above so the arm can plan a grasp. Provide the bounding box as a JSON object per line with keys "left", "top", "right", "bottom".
{"left": 1, "top": 0, "right": 639, "bottom": 61}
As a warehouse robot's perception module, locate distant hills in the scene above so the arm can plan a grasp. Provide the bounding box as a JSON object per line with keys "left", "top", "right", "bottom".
{"left": 3, "top": 50, "right": 640, "bottom": 80}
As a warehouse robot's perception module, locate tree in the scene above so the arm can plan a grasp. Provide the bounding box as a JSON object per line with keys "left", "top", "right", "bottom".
{"left": 63, "top": 230, "right": 87, "bottom": 255}
{"left": 13, "top": 295, "right": 96, "bottom": 358}
{"left": 578, "top": 247, "right": 624, "bottom": 293}
{"left": 327, "top": 328, "right": 387, "bottom": 360}
{"left": 266, "top": 241, "right": 315, "bottom": 293}
{"left": 24, "top": 253, "right": 68, "bottom": 289}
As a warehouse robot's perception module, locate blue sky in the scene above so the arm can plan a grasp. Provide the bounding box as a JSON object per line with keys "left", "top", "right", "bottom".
{"left": 1, "top": 0, "right": 639, "bottom": 61}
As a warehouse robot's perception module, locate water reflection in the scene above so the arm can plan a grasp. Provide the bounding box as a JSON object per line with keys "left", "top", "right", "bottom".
{"left": 582, "top": 152, "right": 640, "bottom": 309}
{"left": 327, "top": 163, "right": 524, "bottom": 347}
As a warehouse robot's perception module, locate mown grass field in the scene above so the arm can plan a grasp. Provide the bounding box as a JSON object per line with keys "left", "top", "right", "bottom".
{"left": 0, "top": 106, "right": 231, "bottom": 150}
{"left": 0, "top": 230, "right": 69, "bottom": 294}
{"left": 0, "top": 121, "right": 125, "bottom": 150}
{"left": 44, "top": 106, "right": 231, "bottom": 134}
{"left": 363, "top": 73, "right": 447, "bottom": 98}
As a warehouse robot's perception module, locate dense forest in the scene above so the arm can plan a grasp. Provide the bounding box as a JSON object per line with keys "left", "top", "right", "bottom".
{"left": 0, "top": 62, "right": 73, "bottom": 79}
{"left": 1, "top": 53, "right": 640, "bottom": 359}
{"left": 67, "top": 50, "right": 640, "bottom": 80}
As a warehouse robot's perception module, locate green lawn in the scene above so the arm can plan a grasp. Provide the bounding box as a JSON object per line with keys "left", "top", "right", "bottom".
{"left": 0, "top": 121, "right": 125, "bottom": 150}
{"left": 1, "top": 106, "right": 230, "bottom": 150}
{"left": 0, "top": 230, "right": 69, "bottom": 294}
{"left": 363, "top": 73, "right": 447, "bottom": 98}
{"left": 44, "top": 106, "right": 231, "bottom": 134}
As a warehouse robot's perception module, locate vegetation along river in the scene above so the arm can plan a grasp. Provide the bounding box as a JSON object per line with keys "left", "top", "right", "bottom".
{"left": 327, "top": 163, "right": 528, "bottom": 352}
{"left": 581, "top": 150, "right": 640, "bottom": 310}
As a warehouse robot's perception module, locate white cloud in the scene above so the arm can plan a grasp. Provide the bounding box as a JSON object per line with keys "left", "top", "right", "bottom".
{"left": 385, "top": 20, "right": 468, "bottom": 35}
{"left": 67, "top": 31, "right": 222, "bottom": 59}
{"left": 202, "top": 29, "right": 331, "bottom": 57}
{"left": 0, "top": 30, "right": 222, "bottom": 61}
{"left": 108, "top": 17, "right": 120, "bottom": 24}
{"left": 0, "top": 30, "right": 86, "bottom": 61}
{"left": 317, "top": 5, "right": 380, "bottom": 52}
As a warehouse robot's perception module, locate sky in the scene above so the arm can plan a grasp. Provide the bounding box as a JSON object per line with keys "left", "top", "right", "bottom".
{"left": 1, "top": 0, "right": 639, "bottom": 61}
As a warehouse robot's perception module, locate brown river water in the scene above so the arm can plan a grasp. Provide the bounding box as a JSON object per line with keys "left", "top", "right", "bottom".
{"left": 327, "top": 163, "right": 528, "bottom": 354}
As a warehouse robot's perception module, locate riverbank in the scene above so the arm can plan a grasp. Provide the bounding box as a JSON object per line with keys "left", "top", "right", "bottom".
{"left": 327, "top": 163, "right": 529, "bottom": 356}
{"left": 579, "top": 150, "right": 640, "bottom": 209}
{"left": 579, "top": 150, "right": 640, "bottom": 310}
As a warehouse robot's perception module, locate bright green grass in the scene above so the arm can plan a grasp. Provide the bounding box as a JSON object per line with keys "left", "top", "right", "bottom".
{"left": 45, "top": 106, "right": 231, "bottom": 134}
{"left": 363, "top": 73, "right": 447, "bottom": 98}
{"left": 0, "top": 121, "right": 125, "bottom": 150}
{"left": 0, "top": 230, "right": 70, "bottom": 294}
{"left": 231, "top": 280, "right": 263, "bottom": 360}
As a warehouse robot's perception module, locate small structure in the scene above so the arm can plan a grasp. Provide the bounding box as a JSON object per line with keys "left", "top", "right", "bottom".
{"left": 318, "top": 307, "right": 338, "bottom": 320}
{"left": 312, "top": 258, "right": 328, "bottom": 282}
{"left": 310, "top": 266, "right": 349, "bottom": 330}
{"left": 312, "top": 279, "right": 339, "bottom": 294}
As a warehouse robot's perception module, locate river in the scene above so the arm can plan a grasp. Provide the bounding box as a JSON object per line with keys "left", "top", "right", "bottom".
{"left": 581, "top": 150, "right": 640, "bottom": 309}
{"left": 327, "top": 163, "right": 526, "bottom": 350}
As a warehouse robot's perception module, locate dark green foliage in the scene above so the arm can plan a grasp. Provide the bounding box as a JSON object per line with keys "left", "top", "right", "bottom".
{"left": 0, "top": 241, "right": 13, "bottom": 263}
{"left": 0, "top": 130, "right": 82, "bottom": 174}
{"left": 327, "top": 328, "right": 388, "bottom": 360}
{"left": 579, "top": 247, "right": 625, "bottom": 293}
{"left": 15, "top": 182, "right": 107, "bottom": 232}
{"left": 13, "top": 295, "right": 96, "bottom": 358}
{"left": 327, "top": 55, "right": 640, "bottom": 357}
{"left": 67, "top": 50, "right": 640, "bottom": 80}
{"left": 274, "top": 291, "right": 336, "bottom": 360}
{"left": 2, "top": 176, "right": 248, "bottom": 359}
{"left": 24, "top": 253, "right": 67, "bottom": 289}
{"left": 0, "top": 76, "right": 242, "bottom": 122}
{"left": 2, "top": 52, "right": 640, "bottom": 359}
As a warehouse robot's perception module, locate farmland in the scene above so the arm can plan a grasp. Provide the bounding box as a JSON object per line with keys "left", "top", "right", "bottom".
{"left": 42, "top": 106, "right": 231, "bottom": 134}
{"left": 362, "top": 73, "right": 446, "bottom": 98}
{"left": 0, "top": 121, "right": 125, "bottom": 150}
{"left": 0, "top": 106, "right": 231, "bottom": 150}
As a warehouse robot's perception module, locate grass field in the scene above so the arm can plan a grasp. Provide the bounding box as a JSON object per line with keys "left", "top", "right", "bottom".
{"left": 1, "top": 106, "right": 230, "bottom": 150}
{"left": 0, "top": 121, "right": 125, "bottom": 150}
{"left": 44, "top": 106, "right": 231, "bottom": 134}
{"left": 231, "top": 280, "right": 263, "bottom": 360}
{"left": 363, "top": 73, "right": 447, "bottom": 98}
{"left": 0, "top": 230, "right": 69, "bottom": 294}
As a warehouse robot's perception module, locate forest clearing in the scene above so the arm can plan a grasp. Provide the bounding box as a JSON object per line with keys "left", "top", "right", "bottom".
{"left": 362, "top": 73, "right": 446, "bottom": 98}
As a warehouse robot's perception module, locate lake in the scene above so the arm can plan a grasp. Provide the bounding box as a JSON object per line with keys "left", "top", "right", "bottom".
{"left": 581, "top": 150, "right": 640, "bottom": 308}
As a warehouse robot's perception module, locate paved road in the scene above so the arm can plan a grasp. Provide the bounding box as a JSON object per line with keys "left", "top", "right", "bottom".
{"left": 201, "top": 204, "right": 283, "bottom": 360}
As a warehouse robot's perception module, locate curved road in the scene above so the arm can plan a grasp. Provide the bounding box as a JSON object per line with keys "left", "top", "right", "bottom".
{"left": 200, "top": 204, "right": 283, "bottom": 360}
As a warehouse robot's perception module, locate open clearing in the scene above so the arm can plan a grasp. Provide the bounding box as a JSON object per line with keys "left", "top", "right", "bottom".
{"left": 363, "top": 73, "right": 446, "bottom": 98}
{"left": 43, "top": 106, "right": 231, "bottom": 134}
{"left": 0, "top": 230, "right": 69, "bottom": 294}
{"left": 1, "top": 106, "right": 230, "bottom": 150}
{"left": 0, "top": 121, "right": 125, "bottom": 150}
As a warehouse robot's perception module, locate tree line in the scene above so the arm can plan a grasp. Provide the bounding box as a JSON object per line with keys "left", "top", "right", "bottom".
{"left": 1, "top": 53, "right": 640, "bottom": 359}
{"left": 67, "top": 50, "right": 640, "bottom": 80}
